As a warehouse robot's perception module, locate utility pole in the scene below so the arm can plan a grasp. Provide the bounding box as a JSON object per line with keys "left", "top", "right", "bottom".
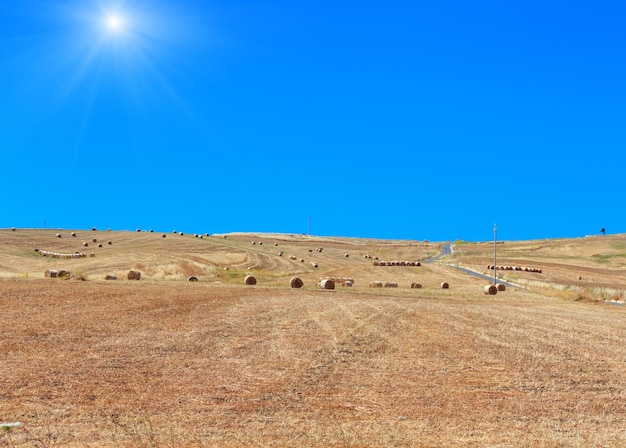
{"left": 493, "top": 224, "right": 497, "bottom": 285}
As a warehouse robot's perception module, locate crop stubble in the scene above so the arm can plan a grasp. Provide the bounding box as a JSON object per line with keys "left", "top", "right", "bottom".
{"left": 1, "top": 279, "right": 626, "bottom": 447}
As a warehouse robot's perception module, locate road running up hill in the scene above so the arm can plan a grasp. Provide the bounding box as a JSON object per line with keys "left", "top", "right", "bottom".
{"left": 425, "top": 242, "right": 519, "bottom": 288}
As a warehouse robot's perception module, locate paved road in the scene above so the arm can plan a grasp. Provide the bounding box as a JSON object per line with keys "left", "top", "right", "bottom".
{"left": 423, "top": 241, "right": 453, "bottom": 263}
{"left": 425, "top": 242, "right": 519, "bottom": 288}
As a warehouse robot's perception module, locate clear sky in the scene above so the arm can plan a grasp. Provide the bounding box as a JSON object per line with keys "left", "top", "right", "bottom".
{"left": 1, "top": 1, "right": 624, "bottom": 242}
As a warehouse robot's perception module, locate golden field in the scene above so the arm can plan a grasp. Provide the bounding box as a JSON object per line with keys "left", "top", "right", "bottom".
{"left": 1, "top": 228, "right": 626, "bottom": 447}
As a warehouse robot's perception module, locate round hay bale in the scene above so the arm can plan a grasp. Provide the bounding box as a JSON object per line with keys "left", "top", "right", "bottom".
{"left": 411, "top": 282, "right": 422, "bottom": 289}
{"left": 127, "top": 270, "right": 141, "bottom": 281}
{"left": 278, "top": 251, "right": 283, "bottom": 256}
{"left": 45, "top": 269, "right": 58, "bottom": 278}
{"left": 107, "top": 241, "right": 112, "bottom": 245}
{"left": 91, "top": 227, "right": 97, "bottom": 231}
{"left": 92, "top": 238, "right": 97, "bottom": 243}
{"left": 58, "top": 270, "right": 71, "bottom": 280}
{"left": 290, "top": 277, "right": 304, "bottom": 288}
{"left": 345, "top": 253, "right": 349, "bottom": 257}
{"left": 71, "top": 232, "right": 77, "bottom": 237}
{"left": 441, "top": 282, "right": 449, "bottom": 289}
{"left": 319, "top": 278, "right": 335, "bottom": 290}
{"left": 384, "top": 282, "right": 398, "bottom": 288}
{"left": 244, "top": 275, "right": 257, "bottom": 285}
{"left": 188, "top": 276, "right": 198, "bottom": 282}
{"left": 274, "top": 242, "right": 278, "bottom": 246}
{"left": 105, "top": 275, "right": 117, "bottom": 281}
{"left": 11, "top": 227, "right": 16, "bottom": 231}
{"left": 484, "top": 285, "right": 498, "bottom": 295}
{"left": 179, "top": 232, "right": 184, "bottom": 236}
{"left": 90, "top": 252, "right": 95, "bottom": 257}
{"left": 162, "top": 234, "right": 167, "bottom": 238}
{"left": 136, "top": 228, "right": 141, "bottom": 232}
{"left": 83, "top": 242, "right": 88, "bottom": 247}
{"left": 98, "top": 243, "right": 103, "bottom": 248}
{"left": 150, "top": 229, "right": 154, "bottom": 233}
{"left": 56, "top": 233, "right": 62, "bottom": 238}
{"left": 223, "top": 267, "right": 230, "bottom": 270}
{"left": 344, "top": 280, "right": 353, "bottom": 287}
{"left": 310, "top": 262, "right": 318, "bottom": 268}
{"left": 299, "top": 258, "right": 305, "bottom": 263}
{"left": 369, "top": 281, "right": 383, "bottom": 288}
{"left": 497, "top": 283, "right": 506, "bottom": 291}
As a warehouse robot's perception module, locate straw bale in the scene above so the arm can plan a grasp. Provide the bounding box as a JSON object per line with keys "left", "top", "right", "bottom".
{"left": 244, "top": 275, "right": 257, "bottom": 285}
{"left": 188, "top": 276, "right": 198, "bottom": 282}
{"left": 71, "top": 232, "right": 77, "bottom": 237}
{"left": 45, "top": 269, "right": 58, "bottom": 278}
{"left": 384, "top": 282, "right": 398, "bottom": 288}
{"left": 56, "top": 233, "right": 62, "bottom": 238}
{"left": 127, "top": 270, "right": 141, "bottom": 281}
{"left": 441, "top": 282, "right": 449, "bottom": 289}
{"left": 58, "top": 270, "right": 71, "bottom": 279}
{"left": 319, "top": 278, "right": 335, "bottom": 290}
{"left": 290, "top": 277, "right": 304, "bottom": 288}
{"left": 369, "top": 281, "right": 383, "bottom": 288}
{"left": 104, "top": 275, "right": 117, "bottom": 281}
{"left": 484, "top": 285, "right": 498, "bottom": 295}
{"left": 83, "top": 242, "right": 88, "bottom": 247}
{"left": 411, "top": 282, "right": 422, "bottom": 289}
{"left": 497, "top": 283, "right": 506, "bottom": 291}
{"left": 98, "top": 243, "right": 103, "bottom": 248}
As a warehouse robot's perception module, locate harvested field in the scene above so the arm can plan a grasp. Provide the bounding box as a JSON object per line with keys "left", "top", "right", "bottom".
{"left": 2, "top": 229, "right": 626, "bottom": 446}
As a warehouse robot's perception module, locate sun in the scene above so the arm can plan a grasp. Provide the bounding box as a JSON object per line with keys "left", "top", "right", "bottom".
{"left": 106, "top": 14, "right": 124, "bottom": 31}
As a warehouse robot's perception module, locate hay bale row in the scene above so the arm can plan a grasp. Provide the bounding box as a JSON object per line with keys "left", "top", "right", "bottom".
{"left": 325, "top": 277, "right": 355, "bottom": 287}
{"left": 487, "top": 265, "right": 542, "bottom": 273}
{"left": 363, "top": 254, "right": 379, "bottom": 260}
{"left": 370, "top": 281, "right": 447, "bottom": 289}
{"left": 373, "top": 260, "right": 421, "bottom": 267}
{"left": 45, "top": 269, "right": 70, "bottom": 279}
{"left": 37, "top": 249, "right": 84, "bottom": 259}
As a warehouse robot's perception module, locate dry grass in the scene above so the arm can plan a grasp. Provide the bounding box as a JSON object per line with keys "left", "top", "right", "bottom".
{"left": 2, "top": 230, "right": 626, "bottom": 446}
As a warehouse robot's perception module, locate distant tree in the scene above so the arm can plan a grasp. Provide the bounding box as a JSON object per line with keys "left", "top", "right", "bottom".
{"left": 601, "top": 228, "right": 606, "bottom": 236}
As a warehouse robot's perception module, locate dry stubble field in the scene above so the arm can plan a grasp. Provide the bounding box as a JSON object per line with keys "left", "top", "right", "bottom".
{"left": 2, "top": 229, "right": 626, "bottom": 447}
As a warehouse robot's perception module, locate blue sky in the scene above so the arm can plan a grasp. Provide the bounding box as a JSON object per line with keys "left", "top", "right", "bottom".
{"left": 1, "top": 1, "right": 624, "bottom": 242}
